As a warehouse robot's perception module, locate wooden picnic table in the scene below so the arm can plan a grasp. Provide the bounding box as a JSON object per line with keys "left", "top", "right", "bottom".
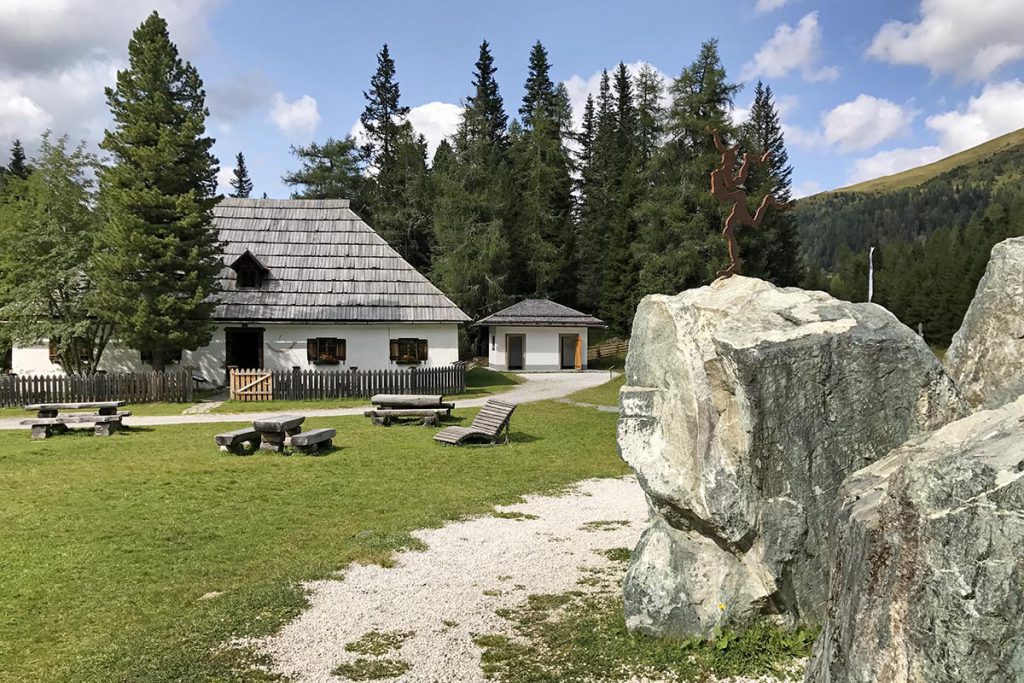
{"left": 25, "top": 401, "right": 126, "bottom": 418}
{"left": 22, "top": 401, "right": 130, "bottom": 439}
{"left": 252, "top": 414, "right": 305, "bottom": 452}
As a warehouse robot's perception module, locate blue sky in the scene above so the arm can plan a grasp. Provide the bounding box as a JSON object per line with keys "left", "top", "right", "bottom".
{"left": 2, "top": 0, "right": 1023, "bottom": 198}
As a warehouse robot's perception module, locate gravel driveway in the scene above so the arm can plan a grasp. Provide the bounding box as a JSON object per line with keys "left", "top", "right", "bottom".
{"left": 253, "top": 476, "right": 648, "bottom": 682}
{"left": 0, "top": 371, "right": 616, "bottom": 430}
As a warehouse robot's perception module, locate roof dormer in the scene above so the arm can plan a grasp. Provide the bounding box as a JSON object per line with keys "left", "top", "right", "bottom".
{"left": 230, "top": 250, "right": 269, "bottom": 288}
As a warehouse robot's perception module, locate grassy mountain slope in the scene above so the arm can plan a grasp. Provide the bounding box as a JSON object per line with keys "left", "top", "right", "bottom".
{"left": 834, "top": 127, "right": 1024, "bottom": 194}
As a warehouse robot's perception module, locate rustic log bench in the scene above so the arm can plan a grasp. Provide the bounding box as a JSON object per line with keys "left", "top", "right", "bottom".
{"left": 213, "top": 427, "right": 262, "bottom": 454}
{"left": 364, "top": 408, "right": 450, "bottom": 427}
{"left": 366, "top": 394, "right": 454, "bottom": 426}
{"left": 25, "top": 401, "right": 124, "bottom": 417}
{"left": 289, "top": 428, "right": 336, "bottom": 454}
{"left": 24, "top": 413, "right": 130, "bottom": 439}
{"left": 252, "top": 415, "right": 305, "bottom": 452}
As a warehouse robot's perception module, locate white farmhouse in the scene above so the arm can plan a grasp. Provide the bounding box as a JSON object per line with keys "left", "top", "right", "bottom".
{"left": 477, "top": 299, "right": 605, "bottom": 372}
{"left": 10, "top": 198, "right": 469, "bottom": 381}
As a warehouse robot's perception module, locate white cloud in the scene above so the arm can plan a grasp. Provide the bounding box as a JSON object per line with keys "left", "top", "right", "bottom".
{"left": 741, "top": 12, "right": 839, "bottom": 83}
{"left": 270, "top": 93, "right": 320, "bottom": 140}
{"left": 216, "top": 166, "right": 235, "bottom": 193}
{"left": 208, "top": 71, "right": 274, "bottom": 129}
{"left": 867, "top": 0, "right": 1024, "bottom": 81}
{"left": 845, "top": 79, "right": 1024, "bottom": 184}
{"left": 755, "top": 0, "right": 790, "bottom": 13}
{"left": 792, "top": 180, "right": 823, "bottom": 198}
{"left": 407, "top": 102, "right": 464, "bottom": 158}
{"left": 822, "top": 95, "right": 916, "bottom": 151}
{"left": 847, "top": 146, "right": 945, "bottom": 184}
{"left": 562, "top": 61, "right": 671, "bottom": 132}
{"left": 0, "top": 0, "right": 220, "bottom": 155}
{"left": 925, "top": 79, "right": 1024, "bottom": 151}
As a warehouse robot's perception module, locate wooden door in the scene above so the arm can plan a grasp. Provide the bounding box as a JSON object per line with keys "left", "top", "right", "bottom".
{"left": 559, "top": 335, "right": 577, "bottom": 370}
{"left": 506, "top": 334, "right": 524, "bottom": 370}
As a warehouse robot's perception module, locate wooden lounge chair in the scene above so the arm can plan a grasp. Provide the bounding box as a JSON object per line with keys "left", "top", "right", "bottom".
{"left": 433, "top": 400, "right": 516, "bottom": 446}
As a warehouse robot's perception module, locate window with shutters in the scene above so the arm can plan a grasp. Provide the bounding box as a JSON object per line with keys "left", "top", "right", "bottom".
{"left": 306, "top": 338, "right": 346, "bottom": 364}
{"left": 389, "top": 338, "right": 428, "bottom": 364}
{"left": 48, "top": 339, "right": 62, "bottom": 365}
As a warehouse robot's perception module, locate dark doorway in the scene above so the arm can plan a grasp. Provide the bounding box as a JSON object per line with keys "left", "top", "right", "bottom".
{"left": 560, "top": 334, "right": 579, "bottom": 370}
{"left": 506, "top": 334, "right": 524, "bottom": 371}
{"left": 225, "top": 327, "right": 264, "bottom": 370}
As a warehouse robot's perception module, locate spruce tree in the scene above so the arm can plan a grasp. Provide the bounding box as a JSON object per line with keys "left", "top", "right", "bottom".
{"left": 360, "top": 44, "right": 410, "bottom": 176}
{"left": 519, "top": 41, "right": 555, "bottom": 128}
{"left": 635, "top": 64, "right": 665, "bottom": 163}
{"left": 742, "top": 81, "right": 802, "bottom": 285}
{"left": 466, "top": 40, "right": 508, "bottom": 148}
{"left": 229, "top": 151, "right": 253, "bottom": 198}
{"left": 8, "top": 139, "right": 30, "bottom": 180}
{"left": 92, "top": 11, "right": 221, "bottom": 371}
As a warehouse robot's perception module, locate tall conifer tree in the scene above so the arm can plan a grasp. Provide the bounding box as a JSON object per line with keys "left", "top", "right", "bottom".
{"left": 92, "top": 12, "right": 221, "bottom": 371}
{"left": 742, "top": 81, "right": 802, "bottom": 285}
{"left": 229, "top": 151, "right": 253, "bottom": 198}
{"left": 466, "top": 40, "right": 508, "bottom": 148}
{"left": 8, "top": 140, "right": 30, "bottom": 180}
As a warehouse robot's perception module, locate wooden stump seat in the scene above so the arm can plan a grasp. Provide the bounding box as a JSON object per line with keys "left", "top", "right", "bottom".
{"left": 364, "top": 408, "right": 449, "bottom": 427}
{"left": 289, "top": 428, "right": 336, "bottom": 453}
{"left": 214, "top": 427, "right": 261, "bottom": 454}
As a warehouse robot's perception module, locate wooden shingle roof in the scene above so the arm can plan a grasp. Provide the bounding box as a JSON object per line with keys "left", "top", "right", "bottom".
{"left": 475, "top": 299, "right": 605, "bottom": 328}
{"left": 214, "top": 198, "right": 470, "bottom": 324}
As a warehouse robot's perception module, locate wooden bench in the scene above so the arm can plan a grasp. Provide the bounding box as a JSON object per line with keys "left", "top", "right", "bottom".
{"left": 214, "top": 427, "right": 261, "bottom": 454}
{"left": 25, "top": 414, "right": 127, "bottom": 439}
{"left": 433, "top": 400, "right": 516, "bottom": 446}
{"left": 366, "top": 394, "right": 454, "bottom": 426}
{"left": 364, "top": 408, "right": 450, "bottom": 427}
{"left": 252, "top": 415, "right": 305, "bottom": 452}
{"left": 289, "top": 428, "right": 336, "bottom": 454}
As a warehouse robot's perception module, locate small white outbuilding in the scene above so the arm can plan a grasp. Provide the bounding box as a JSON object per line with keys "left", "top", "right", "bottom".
{"left": 476, "top": 299, "right": 605, "bottom": 372}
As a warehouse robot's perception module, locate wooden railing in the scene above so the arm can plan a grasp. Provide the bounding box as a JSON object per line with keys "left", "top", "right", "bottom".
{"left": 228, "top": 362, "right": 469, "bottom": 402}
{"left": 0, "top": 370, "right": 194, "bottom": 407}
{"left": 587, "top": 338, "right": 629, "bottom": 361}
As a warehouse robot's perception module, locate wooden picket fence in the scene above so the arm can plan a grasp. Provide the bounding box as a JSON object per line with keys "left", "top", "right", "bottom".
{"left": 587, "top": 338, "right": 629, "bottom": 361}
{"left": 0, "top": 369, "right": 194, "bottom": 407}
{"left": 228, "top": 362, "right": 469, "bottom": 402}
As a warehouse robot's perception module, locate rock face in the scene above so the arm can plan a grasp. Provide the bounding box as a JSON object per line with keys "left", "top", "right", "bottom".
{"left": 618, "top": 277, "right": 966, "bottom": 637}
{"left": 946, "top": 236, "right": 1024, "bottom": 409}
{"left": 805, "top": 397, "right": 1024, "bottom": 683}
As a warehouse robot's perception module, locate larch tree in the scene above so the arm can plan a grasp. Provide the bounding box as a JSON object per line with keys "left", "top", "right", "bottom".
{"left": 0, "top": 135, "right": 112, "bottom": 375}
{"left": 92, "top": 11, "right": 222, "bottom": 371}
{"left": 229, "top": 151, "right": 253, "bottom": 198}
{"left": 282, "top": 136, "right": 365, "bottom": 206}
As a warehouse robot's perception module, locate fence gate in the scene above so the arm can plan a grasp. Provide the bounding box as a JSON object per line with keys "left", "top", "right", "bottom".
{"left": 230, "top": 368, "right": 273, "bottom": 401}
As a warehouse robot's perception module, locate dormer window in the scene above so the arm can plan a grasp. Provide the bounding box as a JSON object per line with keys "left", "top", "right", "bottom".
{"left": 229, "top": 250, "right": 269, "bottom": 289}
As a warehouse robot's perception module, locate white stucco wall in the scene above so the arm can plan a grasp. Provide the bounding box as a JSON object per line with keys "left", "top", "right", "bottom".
{"left": 11, "top": 323, "right": 461, "bottom": 383}
{"left": 486, "top": 325, "right": 589, "bottom": 372}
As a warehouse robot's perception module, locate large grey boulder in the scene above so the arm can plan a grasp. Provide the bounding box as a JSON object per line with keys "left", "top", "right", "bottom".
{"left": 946, "top": 236, "right": 1024, "bottom": 409}
{"left": 618, "top": 276, "right": 966, "bottom": 637}
{"left": 806, "top": 396, "right": 1024, "bottom": 683}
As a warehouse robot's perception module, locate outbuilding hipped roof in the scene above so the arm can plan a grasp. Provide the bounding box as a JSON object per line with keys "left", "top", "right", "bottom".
{"left": 475, "top": 299, "right": 605, "bottom": 328}
{"left": 214, "top": 198, "right": 470, "bottom": 324}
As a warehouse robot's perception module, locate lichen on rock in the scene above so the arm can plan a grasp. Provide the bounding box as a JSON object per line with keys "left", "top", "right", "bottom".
{"left": 617, "top": 276, "right": 966, "bottom": 637}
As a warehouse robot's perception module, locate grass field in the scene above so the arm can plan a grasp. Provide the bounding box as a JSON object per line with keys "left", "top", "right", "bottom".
{"left": 567, "top": 374, "right": 624, "bottom": 407}
{"left": 835, "top": 126, "right": 1024, "bottom": 194}
{"left": 0, "top": 400, "right": 627, "bottom": 681}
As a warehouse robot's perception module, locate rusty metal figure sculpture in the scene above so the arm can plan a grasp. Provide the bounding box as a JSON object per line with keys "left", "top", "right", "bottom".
{"left": 709, "top": 128, "right": 786, "bottom": 278}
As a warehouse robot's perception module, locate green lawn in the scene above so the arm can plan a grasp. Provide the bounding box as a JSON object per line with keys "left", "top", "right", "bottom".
{"left": 0, "top": 401, "right": 211, "bottom": 419}
{"left": 0, "top": 400, "right": 627, "bottom": 681}
{"left": 567, "top": 375, "right": 624, "bottom": 407}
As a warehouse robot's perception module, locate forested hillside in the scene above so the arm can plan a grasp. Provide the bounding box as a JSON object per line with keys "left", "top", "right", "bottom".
{"left": 795, "top": 131, "right": 1024, "bottom": 346}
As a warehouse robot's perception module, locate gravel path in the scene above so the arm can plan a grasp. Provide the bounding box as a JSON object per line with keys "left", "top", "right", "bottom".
{"left": 253, "top": 476, "right": 648, "bottom": 682}
{"left": 0, "top": 371, "right": 615, "bottom": 430}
